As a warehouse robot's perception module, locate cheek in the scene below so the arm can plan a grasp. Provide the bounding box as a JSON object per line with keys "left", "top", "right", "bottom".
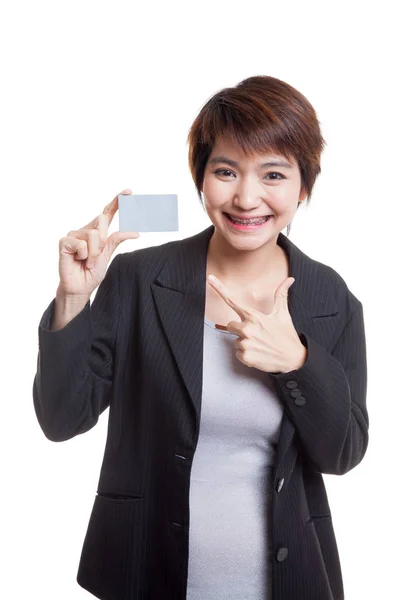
{"left": 272, "top": 189, "right": 298, "bottom": 211}
{"left": 272, "top": 185, "right": 292, "bottom": 200}
{"left": 203, "top": 182, "right": 229, "bottom": 208}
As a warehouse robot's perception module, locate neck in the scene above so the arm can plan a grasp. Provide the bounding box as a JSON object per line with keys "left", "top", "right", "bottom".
{"left": 206, "top": 230, "right": 282, "bottom": 288}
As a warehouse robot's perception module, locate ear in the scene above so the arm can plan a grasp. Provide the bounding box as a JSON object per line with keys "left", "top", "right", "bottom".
{"left": 299, "top": 187, "right": 308, "bottom": 203}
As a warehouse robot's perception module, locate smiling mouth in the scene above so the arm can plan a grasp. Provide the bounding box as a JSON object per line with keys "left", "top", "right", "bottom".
{"left": 224, "top": 213, "right": 272, "bottom": 225}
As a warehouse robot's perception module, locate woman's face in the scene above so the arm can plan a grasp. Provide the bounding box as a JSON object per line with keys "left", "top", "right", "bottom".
{"left": 202, "top": 136, "right": 307, "bottom": 251}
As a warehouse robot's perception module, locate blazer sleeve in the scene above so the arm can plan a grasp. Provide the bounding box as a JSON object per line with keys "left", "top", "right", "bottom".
{"left": 32, "top": 253, "right": 121, "bottom": 442}
{"left": 270, "top": 301, "right": 369, "bottom": 475}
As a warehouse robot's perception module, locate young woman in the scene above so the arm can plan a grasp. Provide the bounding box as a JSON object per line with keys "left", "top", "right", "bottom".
{"left": 34, "top": 75, "right": 368, "bottom": 600}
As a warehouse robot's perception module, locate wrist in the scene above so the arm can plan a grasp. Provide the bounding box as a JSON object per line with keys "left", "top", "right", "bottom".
{"left": 282, "top": 341, "right": 308, "bottom": 373}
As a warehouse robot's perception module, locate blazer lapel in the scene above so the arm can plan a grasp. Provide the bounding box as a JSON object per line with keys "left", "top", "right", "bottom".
{"left": 151, "top": 225, "right": 339, "bottom": 464}
{"left": 150, "top": 227, "right": 211, "bottom": 432}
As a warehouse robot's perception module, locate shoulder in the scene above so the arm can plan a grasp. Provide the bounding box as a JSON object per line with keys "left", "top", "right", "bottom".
{"left": 116, "top": 233, "right": 191, "bottom": 279}
{"left": 302, "top": 247, "right": 362, "bottom": 317}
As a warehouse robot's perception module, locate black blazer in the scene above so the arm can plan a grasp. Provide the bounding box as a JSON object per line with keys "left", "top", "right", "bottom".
{"left": 33, "top": 224, "right": 369, "bottom": 600}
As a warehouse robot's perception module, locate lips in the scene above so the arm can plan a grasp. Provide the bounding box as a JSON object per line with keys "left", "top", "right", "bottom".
{"left": 225, "top": 213, "right": 271, "bottom": 225}
{"left": 223, "top": 213, "right": 272, "bottom": 230}
{"left": 225, "top": 212, "right": 273, "bottom": 219}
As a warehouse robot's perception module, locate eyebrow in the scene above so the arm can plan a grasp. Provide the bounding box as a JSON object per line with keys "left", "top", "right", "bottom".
{"left": 208, "top": 155, "right": 294, "bottom": 169}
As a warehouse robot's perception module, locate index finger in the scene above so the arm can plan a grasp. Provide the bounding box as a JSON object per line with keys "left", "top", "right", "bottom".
{"left": 80, "top": 189, "right": 132, "bottom": 231}
{"left": 207, "top": 275, "right": 252, "bottom": 321}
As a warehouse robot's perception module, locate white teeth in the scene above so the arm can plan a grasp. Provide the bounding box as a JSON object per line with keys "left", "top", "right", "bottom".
{"left": 228, "top": 214, "right": 269, "bottom": 225}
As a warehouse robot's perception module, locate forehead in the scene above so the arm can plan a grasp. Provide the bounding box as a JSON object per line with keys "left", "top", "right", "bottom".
{"left": 209, "top": 136, "right": 295, "bottom": 166}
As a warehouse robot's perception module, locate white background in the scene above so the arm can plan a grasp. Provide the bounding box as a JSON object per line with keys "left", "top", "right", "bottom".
{"left": 1, "top": 0, "right": 399, "bottom": 598}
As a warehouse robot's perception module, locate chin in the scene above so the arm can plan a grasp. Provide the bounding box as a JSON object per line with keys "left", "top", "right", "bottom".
{"left": 219, "top": 231, "right": 274, "bottom": 251}
{"left": 230, "top": 235, "right": 272, "bottom": 245}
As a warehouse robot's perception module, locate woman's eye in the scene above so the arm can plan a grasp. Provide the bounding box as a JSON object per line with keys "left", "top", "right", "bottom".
{"left": 214, "top": 169, "right": 234, "bottom": 177}
{"left": 266, "top": 172, "right": 285, "bottom": 180}
{"left": 213, "top": 169, "right": 285, "bottom": 180}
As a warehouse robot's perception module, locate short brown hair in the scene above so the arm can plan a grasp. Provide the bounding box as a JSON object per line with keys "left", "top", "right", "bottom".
{"left": 186, "top": 75, "right": 326, "bottom": 235}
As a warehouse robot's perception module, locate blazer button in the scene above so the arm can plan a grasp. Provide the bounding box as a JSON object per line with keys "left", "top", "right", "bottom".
{"left": 276, "top": 547, "right": 288, "bottom": 562}
{"left": 294, "top": 396, "right": 306, "bottom": 406}
{"left": 276, "top": 478, "right": 285, "bottom": 493}
{"left": 290, "top": 389, "right": 302, "bottom": 398}
{"left": 285, "top": 380, "right": 298, "bottom": 389}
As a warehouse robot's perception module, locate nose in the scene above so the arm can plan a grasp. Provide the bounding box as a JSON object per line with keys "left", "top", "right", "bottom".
{"left": 231, "top": 179, "right": 266, "bottom": 211}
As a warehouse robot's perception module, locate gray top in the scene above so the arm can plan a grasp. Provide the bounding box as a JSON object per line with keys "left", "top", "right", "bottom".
{"left": 186, "top": 317, "right": 284, "bottom": 600}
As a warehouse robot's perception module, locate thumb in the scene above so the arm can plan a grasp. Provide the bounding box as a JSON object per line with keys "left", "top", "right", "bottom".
{"left": 274, "top": 277, "right": 295, "bottom": 310}
{"left": 104, "top": 230, "right": 140, "bottom": 261}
